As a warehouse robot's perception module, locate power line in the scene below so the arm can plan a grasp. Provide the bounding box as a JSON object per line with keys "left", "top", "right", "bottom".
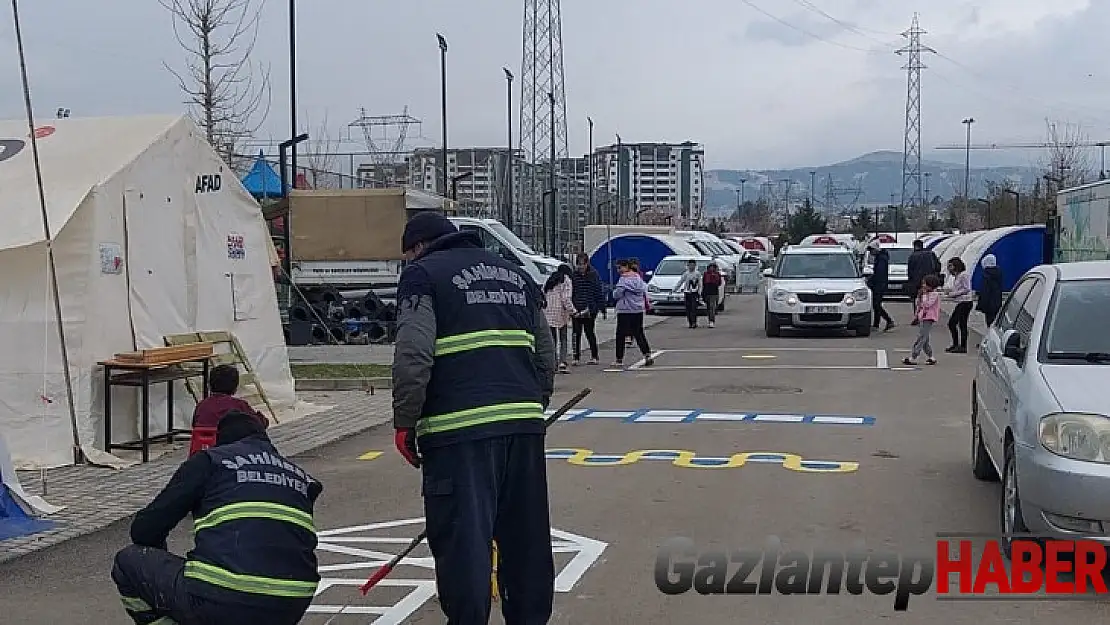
{"left": 788, "top": 0, "right": 900, "bottom": 45}
{"left": 737, "top": 0, "right": 885, "bottom": 53}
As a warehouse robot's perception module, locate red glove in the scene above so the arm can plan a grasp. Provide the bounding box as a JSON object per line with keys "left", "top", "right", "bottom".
{"left": 394, "top": 428, "right": 421, "bottom": 468}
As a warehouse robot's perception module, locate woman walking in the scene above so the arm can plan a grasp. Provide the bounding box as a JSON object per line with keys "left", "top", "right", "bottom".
{"left": 701, "top": 263, "right": 723, "bottom": 328}
{"left": 943, "top": 257, "right": 974, "bottom": 353}
{"left": 543, "top": 264, "right": 576, "bottom": 373}
{"left": 611, "top": 259, "right": 654, "bottom": 368}
{"left": 570, "top": 253, "right": 605, "bottom": 365}
{"left": 976, "top": 254, "right": 1004, "bottom": 328}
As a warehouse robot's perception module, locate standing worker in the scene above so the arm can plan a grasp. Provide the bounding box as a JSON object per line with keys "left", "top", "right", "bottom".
{"left": 867, "top": 241, "right": 894, "bottom": 332}
{"left": 390, "top": 212, "right": 557, "bottom": 625}
{"left": 111, "top": 411, "right": 322, "bottom": 625}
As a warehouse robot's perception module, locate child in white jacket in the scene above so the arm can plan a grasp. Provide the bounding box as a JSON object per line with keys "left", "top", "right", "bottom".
{"left": 544, "top": 265, "right": 576, "bottom": 372}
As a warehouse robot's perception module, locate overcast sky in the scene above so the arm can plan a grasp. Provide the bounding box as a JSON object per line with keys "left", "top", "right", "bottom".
{"left": 1, "top": 0, "right": 1108, "bottom": 170}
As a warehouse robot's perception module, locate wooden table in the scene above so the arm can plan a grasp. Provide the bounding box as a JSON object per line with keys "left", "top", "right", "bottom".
{"left": 100, "top": 356, "right": 211, "bottom": 462}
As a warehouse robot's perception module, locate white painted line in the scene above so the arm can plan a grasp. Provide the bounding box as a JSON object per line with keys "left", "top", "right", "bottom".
{"left": 634, "top": 410, "right": 691, "bottom": 422}
{"left": 810, "top": 415, "right": 867, "bottom": 425}
{"left": 628, "top": 349, "right": 666, "bottom": 370}
{"left": 750, "top": 414, "right": 805, "bottom": 422}
{"left": 742, "top": 354, "right": 777, "bottom": 359}
{"left": 890, "top": 366, "right": 916, "bottom": 371}
{"left": 876, "top": 349, "right": 888, "bottom": 369}
{"left": 584, "top": 411, "right": 635, "bottom": 418}
{"left": 551, "top": 528, "right": 609, "bottom": 593}
{"left": 696, "top": 413, "right": 750, "bottom": 420}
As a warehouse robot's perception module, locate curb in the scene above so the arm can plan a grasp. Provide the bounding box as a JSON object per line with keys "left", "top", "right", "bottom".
{"left": 0, "top": 395, "right": 394, "bottom": 564}
{"left": 295, "top": 377, "right": 392, "bottom": 391}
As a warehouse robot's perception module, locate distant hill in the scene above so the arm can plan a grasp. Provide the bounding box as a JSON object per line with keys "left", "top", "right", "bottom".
{"left": 704, "top": 150, "right": 1038, "bottom": 216}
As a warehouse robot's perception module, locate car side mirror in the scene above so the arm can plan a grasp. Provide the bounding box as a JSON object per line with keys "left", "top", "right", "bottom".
{"left": 762, "top": 268, "right": 773, "bottom": 277}
{"left": 644, "top": 271, "right": 653, "bottom": 279}
{"left": 1002, "top": 329, "right": 1024, "bottom": 361}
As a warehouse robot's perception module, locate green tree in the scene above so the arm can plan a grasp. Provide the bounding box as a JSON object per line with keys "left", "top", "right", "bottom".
{"left": 785, "top": 199, "right": 828, "bottom": 244}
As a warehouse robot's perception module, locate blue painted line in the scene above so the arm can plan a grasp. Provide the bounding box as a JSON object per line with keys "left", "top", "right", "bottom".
{"left": 682, "top": 409, "right": 703, "bottom": 423}
{"left": 746, "top": 453, "right": 788, "bottom": 461}
{"left": 623, "top": 409, "right": 649, "bottom": 423}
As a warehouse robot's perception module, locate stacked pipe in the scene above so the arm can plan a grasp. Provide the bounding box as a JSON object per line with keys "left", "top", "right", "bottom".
{"left": 290, "top": 289, "right": 399, "bottom": 345}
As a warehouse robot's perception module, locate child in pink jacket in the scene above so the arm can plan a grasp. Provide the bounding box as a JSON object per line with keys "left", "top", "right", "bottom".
{"left": 903, "top": 274, "right": 943, "bottom": 366}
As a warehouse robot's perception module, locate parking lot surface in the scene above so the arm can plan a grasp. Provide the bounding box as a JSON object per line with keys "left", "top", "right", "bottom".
{"left": 1, "top": 295, "right": 1107, "bottom": 623}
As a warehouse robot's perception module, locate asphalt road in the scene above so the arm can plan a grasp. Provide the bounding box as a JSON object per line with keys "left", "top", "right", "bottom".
{"left": 2, "top": 295, "right": 1108, "bottom": 623}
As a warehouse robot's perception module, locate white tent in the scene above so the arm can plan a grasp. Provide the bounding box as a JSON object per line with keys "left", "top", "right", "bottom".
{"left": 0, "top": 114, "right": 296, "bottom": 469}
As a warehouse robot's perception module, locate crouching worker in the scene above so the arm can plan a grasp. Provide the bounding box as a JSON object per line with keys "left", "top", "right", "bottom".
{"left": 111, "top": 411, "right": 322, "bottom": 625}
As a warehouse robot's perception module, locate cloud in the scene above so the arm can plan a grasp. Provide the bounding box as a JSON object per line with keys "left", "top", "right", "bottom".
{"left": 0, "top": 0, "right": 1103, "bottom": 173}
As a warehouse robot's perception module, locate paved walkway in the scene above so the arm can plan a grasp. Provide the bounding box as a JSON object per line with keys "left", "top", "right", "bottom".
{"left": 288, "top": 312, "right": 673, "bottom": 365}
{"left": 2, "top": 391, "right": 393, "bottom": 563}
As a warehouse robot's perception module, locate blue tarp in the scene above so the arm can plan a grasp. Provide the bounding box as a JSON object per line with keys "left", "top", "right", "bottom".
{"left": 0, "top": 484, "right": 55, "bottom": 541}
{"left": 241, "top": 151, "right": 284, "bottom": 198}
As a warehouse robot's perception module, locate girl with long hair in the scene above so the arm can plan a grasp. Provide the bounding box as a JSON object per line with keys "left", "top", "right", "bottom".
{"left": 544, "top": 264, "right": 576, "bottom": 373}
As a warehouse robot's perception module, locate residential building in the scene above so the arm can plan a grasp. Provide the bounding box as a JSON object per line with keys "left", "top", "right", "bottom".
{"left": 593, "top": 141, "right": 705, "bottom": 222}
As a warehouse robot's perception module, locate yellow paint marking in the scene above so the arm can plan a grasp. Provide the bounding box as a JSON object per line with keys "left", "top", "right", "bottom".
{"left": 358, "top": 451, "right": 383, "bottom": 461}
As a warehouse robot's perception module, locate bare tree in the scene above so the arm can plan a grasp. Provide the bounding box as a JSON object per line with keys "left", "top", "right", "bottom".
{"left": 300, "top": 111, "right": 341, "bottom": 189}
{"left": 160, "top": 0, "right": 272, "bottom": 158}
{"left": 1040, "top": 119, "right": 1094, "bottom": 185}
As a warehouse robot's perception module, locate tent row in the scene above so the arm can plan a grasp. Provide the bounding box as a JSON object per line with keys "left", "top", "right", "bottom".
{"left": 0, "top": 114, "right": 297, "bottom": 469}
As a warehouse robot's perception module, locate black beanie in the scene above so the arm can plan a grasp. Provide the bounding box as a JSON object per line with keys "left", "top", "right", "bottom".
{"left": 402, "top": 211, "right": 457, "bottom": 253}
{"left": 216, "top": 410, "right": 266, "bottom": 446}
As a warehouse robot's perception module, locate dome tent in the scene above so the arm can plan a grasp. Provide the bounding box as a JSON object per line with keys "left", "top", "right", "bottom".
{"left": 938, "top": 230, "right": 990, "bottom": 269}
{"left": 588, "top": 234, "right": 699, "bottom": 287}
{"left": 958, "top": 225, "right": 1046, "bottom": 292}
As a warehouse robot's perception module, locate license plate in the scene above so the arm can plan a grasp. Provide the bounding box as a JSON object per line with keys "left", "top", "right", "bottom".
{"left": 806, "top": 306, "right": 839, "bottom": 314}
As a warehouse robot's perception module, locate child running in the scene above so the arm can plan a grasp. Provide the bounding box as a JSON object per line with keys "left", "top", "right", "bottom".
{"left": 903, "top": 274, "right": 943, "bottom": 366}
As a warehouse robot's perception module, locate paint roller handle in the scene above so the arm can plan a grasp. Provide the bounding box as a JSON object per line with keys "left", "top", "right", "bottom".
{"left": 543, "top": 388, "right": 591, "bottom": 427}
{"left": 360, "top": 530, "right": 426, "bottom": 594}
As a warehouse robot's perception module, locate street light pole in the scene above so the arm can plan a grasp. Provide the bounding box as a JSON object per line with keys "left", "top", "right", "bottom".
{"left": 1003, "top": 189, "right": 1020, "bottom": 225}
{"left": 437, "top": 34, "right": 449, "bottom": 200}
{"left": 289, "top": 0, "right": 297, "bottom": 189}
{"left": 587, "top": 116, "right": 594, "bottom": 225}
{"left": 962, "top": 118, "right": 975, "bottom": 204}
{"left": 503, "top": 67, "right": 513, "bottom": 227}
{"left": 977, "top": 198, "right": 991, "bottom": 229}
{"left": 547, "top": 92, "right": 558, "bottom": 257}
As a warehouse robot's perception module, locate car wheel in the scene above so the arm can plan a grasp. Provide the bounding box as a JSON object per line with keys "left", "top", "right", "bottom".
{"left": 1000, "top": 440, "right": 1030, "bottom": 561}
{"left": 764, "top": 311, "right": 780, "bottom": 337}
{"left": 854, "top": 323, "right": 871, "bottom": 337}
{"left": 971, "top": 388, "right": 999, "bottom": 481}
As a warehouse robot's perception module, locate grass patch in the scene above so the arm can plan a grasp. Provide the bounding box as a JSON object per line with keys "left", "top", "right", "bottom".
{"left": 291, "top": 363, "right": 390, "bottom": 379}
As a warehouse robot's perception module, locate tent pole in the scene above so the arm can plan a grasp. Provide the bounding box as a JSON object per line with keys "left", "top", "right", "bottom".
{"left": 11, "top": 0, "right": 82, "bottom": 467}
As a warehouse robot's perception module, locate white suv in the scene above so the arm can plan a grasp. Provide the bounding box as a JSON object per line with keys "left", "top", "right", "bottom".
{"left": 763, "top": 246, "right": 874, "bottom": 337}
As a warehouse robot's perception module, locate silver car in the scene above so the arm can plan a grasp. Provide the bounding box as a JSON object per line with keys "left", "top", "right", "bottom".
{"left": 971, "top": 261, "right": 1110, "bottom": 558}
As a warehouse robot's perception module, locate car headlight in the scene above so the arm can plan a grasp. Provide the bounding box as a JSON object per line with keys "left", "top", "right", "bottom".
{"left": 852, "top": 288, "right": 870, "bottom": 301}
{"left": 648, "top": 284, "right": 660, "bottom": 293}
{"left": 1039, "top": 413, "right": 1110, "bottom": 463}
{"left": 771, "top": 288, "right": 788, "bottom": 301}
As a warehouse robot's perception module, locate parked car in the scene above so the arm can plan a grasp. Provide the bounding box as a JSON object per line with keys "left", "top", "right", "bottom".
{"left": 971, "top": 261, "right": 1110, "bottom": 558}
{"left": 645, "top": 255, "right": 728, "bottom": 314}
{"left": 862, "top": 243, "right": 914, "bottom": 298}
{"left": 763, "top": 245, "right": 873, "bottom": 337}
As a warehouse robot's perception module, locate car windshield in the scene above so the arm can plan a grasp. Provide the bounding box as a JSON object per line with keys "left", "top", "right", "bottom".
{"left": 487, "top": 222, "right": 537, "bottom": 255}
{"left": 886, "top": 248, "right": 913, "bottom": 264}
{"left": 654, "top": 259, "right": 708, "bottom": 276}
{"left": 776, "top": 253, "right": 859, "bottom": 279}
{"left": 1043, "top": 279, "right": 1110, "bottom": 355}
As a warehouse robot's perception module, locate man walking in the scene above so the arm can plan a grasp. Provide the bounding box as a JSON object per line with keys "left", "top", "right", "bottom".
{"left": 867, "top": 241, "right": 894, "bottom": 332}
{"left": 111, "top": 411, "right": 322, "bottom": 625}
{"left": 391, "top": 211, "right": 557, "bottom": 625}
{"left": 906, "top": 239, "right": 942, "bottom": 324}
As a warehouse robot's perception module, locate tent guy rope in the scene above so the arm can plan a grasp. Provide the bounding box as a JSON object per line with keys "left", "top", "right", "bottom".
{"left": 10, "top": 0, "right": 82, "bottom": 473}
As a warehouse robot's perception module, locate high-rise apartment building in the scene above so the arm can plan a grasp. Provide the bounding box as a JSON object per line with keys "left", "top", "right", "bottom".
{"left": 593, "top": 141, "right": 705, "bottom": 221}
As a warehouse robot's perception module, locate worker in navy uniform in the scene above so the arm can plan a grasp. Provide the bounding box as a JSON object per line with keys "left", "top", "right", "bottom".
{"left": 391, "top": 211, "right": 557, "bottom": 625}
{"left": 110, "top": 410, "right": 322, "bottom": 625}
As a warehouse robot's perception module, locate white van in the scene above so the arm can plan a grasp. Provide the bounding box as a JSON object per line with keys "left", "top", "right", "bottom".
{"left": 449, "top": 217, "right": 563, "bottom": 286}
